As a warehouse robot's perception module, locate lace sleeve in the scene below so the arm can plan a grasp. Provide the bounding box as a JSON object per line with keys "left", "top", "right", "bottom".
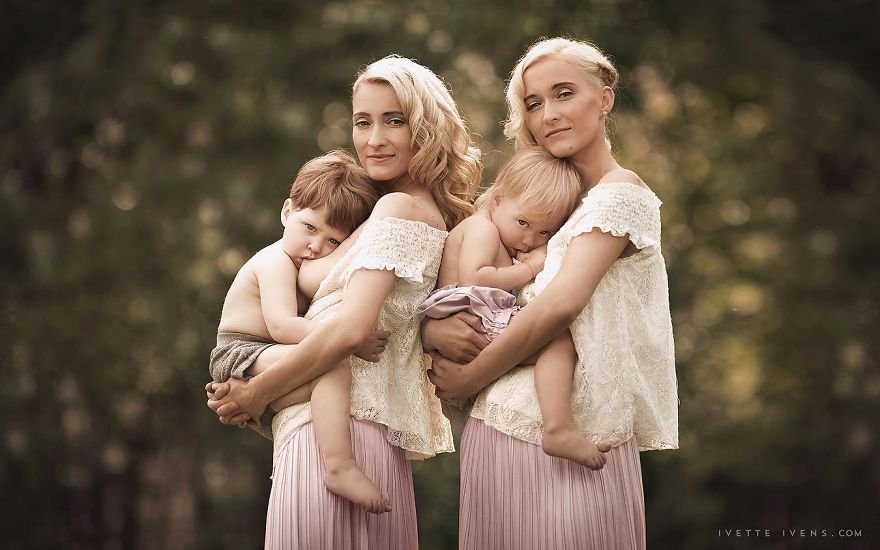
{"left": 570, "top": 182, "right": 662, "bottom": 250}
{"left": 341, "top": 217, "right": 447, "bottom": 285}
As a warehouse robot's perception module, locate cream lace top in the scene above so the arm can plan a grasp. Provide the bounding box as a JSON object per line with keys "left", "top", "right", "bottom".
{"left": 272, "top": 217, "right": 455, "bottom": 461}
{"left": 470, "top": 182, "right": 679, "bottom": 451}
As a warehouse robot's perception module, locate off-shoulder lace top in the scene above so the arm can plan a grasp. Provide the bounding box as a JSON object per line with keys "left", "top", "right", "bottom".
{"left": 470, "top": 182, "right": 679, "bottom": 451}
{"left": 272, "top": 217, "right": 454, "bottom": 461}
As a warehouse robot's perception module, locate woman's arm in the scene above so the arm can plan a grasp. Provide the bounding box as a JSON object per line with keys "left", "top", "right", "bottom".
{"left": 212, "top": 266, "right": 395, "bottom": 422}
{"left": 210, "top": 194, "right": 422, "bottom": 423}
{"left": 428, "top": 230, "right": 629, "bottom": 399}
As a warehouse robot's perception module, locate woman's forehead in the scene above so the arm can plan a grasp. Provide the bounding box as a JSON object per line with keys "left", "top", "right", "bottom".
{"left": 523, "top": 55, "right": 587, "bottom": 90}
{"left": 352, "top": 81, "right": 401, "bottom": 112}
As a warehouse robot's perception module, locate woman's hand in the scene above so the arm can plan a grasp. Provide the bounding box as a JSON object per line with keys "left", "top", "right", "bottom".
{"left": 205, "top": 381, "right": 252, "bottom": 427}
{"left": 206, "top": 378, "right": 269, "bottom": 427}
{"left": 427, "top": 352, "right": 480, "bottom": 401}
{"left": 421, "top": 312, "right": 490, "bottom": 363}
{"left": 353, "top": 329, "right": 390, "bottom": 362}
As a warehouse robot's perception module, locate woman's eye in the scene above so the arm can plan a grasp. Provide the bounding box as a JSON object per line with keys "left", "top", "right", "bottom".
{"left": 557, "top": 89, "right": 574, "bottom": 99}
{"left": 388, "top": 118, "right": 406, "bottom": 127}
{"left": 525, "top": 101, "right": 541, "bottom": 112}
{"left": 354, "top": 119, "right": 369, "bottom": 128}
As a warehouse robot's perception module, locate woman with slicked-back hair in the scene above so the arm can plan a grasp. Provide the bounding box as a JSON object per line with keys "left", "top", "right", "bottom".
{"left": 426, "top": 37, "right": 679, "bottom": 549}
{"left": 208, "top": 55, "right": 481, "bottom": 548}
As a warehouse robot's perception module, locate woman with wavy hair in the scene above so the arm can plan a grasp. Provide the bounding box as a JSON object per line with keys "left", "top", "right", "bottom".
{"left": 425, "top": 37, "right": 678, "bottom": 549}
{"left": 207, "top": 55, "right": 481, "bottom": 548}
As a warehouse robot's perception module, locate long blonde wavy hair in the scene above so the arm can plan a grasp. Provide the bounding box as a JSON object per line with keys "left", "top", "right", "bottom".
{"left": 354, "top": 55, "right": 482, "bottom": 229}
{"left": 504, "top": 37, "right": 619, "bottom": 149}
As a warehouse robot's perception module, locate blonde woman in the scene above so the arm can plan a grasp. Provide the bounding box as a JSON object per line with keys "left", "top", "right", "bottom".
{"left": 426, "top": 37, "right": 679, "bottom": 549}
{"left": 208, "top": 55, "right": 481, "bottom": 548}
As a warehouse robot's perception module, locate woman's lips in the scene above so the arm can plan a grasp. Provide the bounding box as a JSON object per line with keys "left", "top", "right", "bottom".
{"left": 368, "top": 154, "right": 394, "bottom": 162}
{"left": 545, "top": 128, "right": 570, "bottom": 138}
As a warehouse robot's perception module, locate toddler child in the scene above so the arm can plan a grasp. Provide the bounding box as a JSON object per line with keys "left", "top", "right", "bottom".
{"left": 419, "top": 146, "right": 607, "bottom": 469}
{"left": 209, "top": 150, "right": 393, "bottom": 512}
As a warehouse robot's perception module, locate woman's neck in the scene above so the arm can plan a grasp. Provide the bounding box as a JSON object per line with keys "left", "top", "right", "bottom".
{"left": 389, "top": 174, "right": 419, "bottom": 195}
{"left": 571, "top": 139, "right": 620, "bottom": 193}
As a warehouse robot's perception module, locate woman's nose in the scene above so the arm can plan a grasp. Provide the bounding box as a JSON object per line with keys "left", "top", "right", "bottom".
{"left": 543, "top": 103, "right": 560, "bottom": 124}
{"left": 367, "top": 126, "right": 387, "bottom": 147}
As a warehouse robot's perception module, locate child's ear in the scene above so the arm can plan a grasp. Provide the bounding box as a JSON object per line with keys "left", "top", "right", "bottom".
{"left": 280, "top": 199, "right": 293, "bottom": 226}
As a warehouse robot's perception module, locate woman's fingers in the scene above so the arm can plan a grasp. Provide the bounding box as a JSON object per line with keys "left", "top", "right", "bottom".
{"left": 211, "top": 382, "right": 230, "bottom": 400}
{"left": 449, "top": 342, "right": 480, "bottom": 363}
{"left": 216, "top": 401, "right": 240, "bottom": 417}
{"left": 455, "top": 311, "right": 485, "bottom": 334}
{"left": 427, "top": 365, "right": 442, "bottom": 387}
{"left": 455, "top": 312, "right": 490, "bottom": 354}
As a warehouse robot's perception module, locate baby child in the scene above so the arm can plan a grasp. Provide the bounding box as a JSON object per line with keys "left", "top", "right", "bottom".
{"left": 420, "top": 146, "right": 608, "bottom": 469}
{"left": 209, "top": 150, "right": 392, "bottom": 512}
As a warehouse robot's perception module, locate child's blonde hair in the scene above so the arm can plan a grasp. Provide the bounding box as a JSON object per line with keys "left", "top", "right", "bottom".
{"left": 475, "top": 146, "right": 583, "bottom": 222}
{"left": 289, "top": 150, "right": 379, "bottom": 233}
{"left": 354, "top": 55, "right": 482, "bottom": 229}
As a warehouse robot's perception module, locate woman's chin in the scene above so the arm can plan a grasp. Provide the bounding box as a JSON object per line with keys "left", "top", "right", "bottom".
{"left": 546, "top": 142, "right": 579, "bottom": 159}
{"left": 366, "top": 166, "right": 406, "bottom": 182}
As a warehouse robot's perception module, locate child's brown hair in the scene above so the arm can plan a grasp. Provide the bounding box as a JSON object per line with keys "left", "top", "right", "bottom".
{"left": 289, "top": 150, "right": 379, "bottom": 233}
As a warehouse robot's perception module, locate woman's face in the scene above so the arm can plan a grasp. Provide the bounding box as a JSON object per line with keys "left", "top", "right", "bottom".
{"left": 352, "top": 82, "right": 415, "bottom": 183}
{"left": 522, "top": 55, "right": 609, "bottom": 160}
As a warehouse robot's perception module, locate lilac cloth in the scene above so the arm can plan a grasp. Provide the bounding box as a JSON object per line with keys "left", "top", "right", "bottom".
{"left": 416, "top": 285, "right": 518, "bottom": 341}
{"left": 460, "top": 418, "right": 646, "bottom": 550}
{"left": 265, "top": 419, "right": 418, "bottom": 550}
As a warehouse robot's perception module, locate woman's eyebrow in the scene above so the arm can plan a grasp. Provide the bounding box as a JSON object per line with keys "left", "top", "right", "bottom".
{"left": 524, "top": 82, "right": 579, "bottom": 102}
{"left": 352, "top": 111, "right": 406, "bottom": 118}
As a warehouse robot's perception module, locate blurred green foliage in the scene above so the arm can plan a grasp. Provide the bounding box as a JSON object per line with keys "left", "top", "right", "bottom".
{"left": 2, "top": 0, "right": 878, "bottom": 548}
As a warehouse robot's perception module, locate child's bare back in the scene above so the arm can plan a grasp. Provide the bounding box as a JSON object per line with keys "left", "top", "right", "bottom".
{"left": 438, "top": 213, "right": 516, "bottom": 288}
{"left": 217, "top": 241, "right": 310, "bottom": 340}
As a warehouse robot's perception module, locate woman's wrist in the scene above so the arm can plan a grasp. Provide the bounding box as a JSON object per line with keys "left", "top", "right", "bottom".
{"left": 247, "top": 372, "right": 273, "bottom": 411}
{"left": 464, "top": 354, "right": 487, "bottom": 396}
{"left": 420, "top": 317, "right": 436, "bottom": 352}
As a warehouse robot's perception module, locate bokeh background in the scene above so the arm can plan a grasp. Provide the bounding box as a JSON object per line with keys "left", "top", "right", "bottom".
{"left": 3, "top": 0, "right": 878, "bottom": 548}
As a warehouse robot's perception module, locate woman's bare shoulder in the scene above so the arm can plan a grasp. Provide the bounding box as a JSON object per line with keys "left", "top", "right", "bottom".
{"left": 598, "top": 168, "right": 650, "bottom": 191}
{"left": 370, "top": 192, "right": 445, "bottom": 229}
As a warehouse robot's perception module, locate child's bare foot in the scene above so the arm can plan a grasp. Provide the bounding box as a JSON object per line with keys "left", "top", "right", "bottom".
{"left": 542, "top": 426, "right": 613, "bottom": 470}
{"left": 324, "top": 459, "right": 391, "bottom": 514}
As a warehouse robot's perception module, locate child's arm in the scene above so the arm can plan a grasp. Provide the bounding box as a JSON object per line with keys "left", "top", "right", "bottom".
{"left": 256, "top": 252, "right": 317, "bottom": 344}
{"left": 458, "top": 219, "right": 541, "bottom": 292}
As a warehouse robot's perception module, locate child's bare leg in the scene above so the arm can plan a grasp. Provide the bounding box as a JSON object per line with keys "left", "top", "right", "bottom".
{"left": 269, "top": 379, "right": 317, "bottom": 412}
{"left": 249, "top": 345, "right": 315, "bottom": 412}
{"left": 536, "top": 331, "right": 612, "bottom": 470}
{"left": 311, "top": 360, "right": 391, "bottom": 513}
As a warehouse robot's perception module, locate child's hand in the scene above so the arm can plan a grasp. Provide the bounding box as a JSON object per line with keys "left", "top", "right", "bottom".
{"left": 354, "top": 329, "right": 390, "bottom": 362}
{"left": 517, "top": 244, "right": 548, "bottom": 277}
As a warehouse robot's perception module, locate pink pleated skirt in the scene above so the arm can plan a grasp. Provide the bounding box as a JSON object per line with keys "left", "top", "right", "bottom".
{"left": 460, "top": 418, "right": 646, "bottom": 550}
{"left": 265, "top": 419, "right": 418, "bottom": 550}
